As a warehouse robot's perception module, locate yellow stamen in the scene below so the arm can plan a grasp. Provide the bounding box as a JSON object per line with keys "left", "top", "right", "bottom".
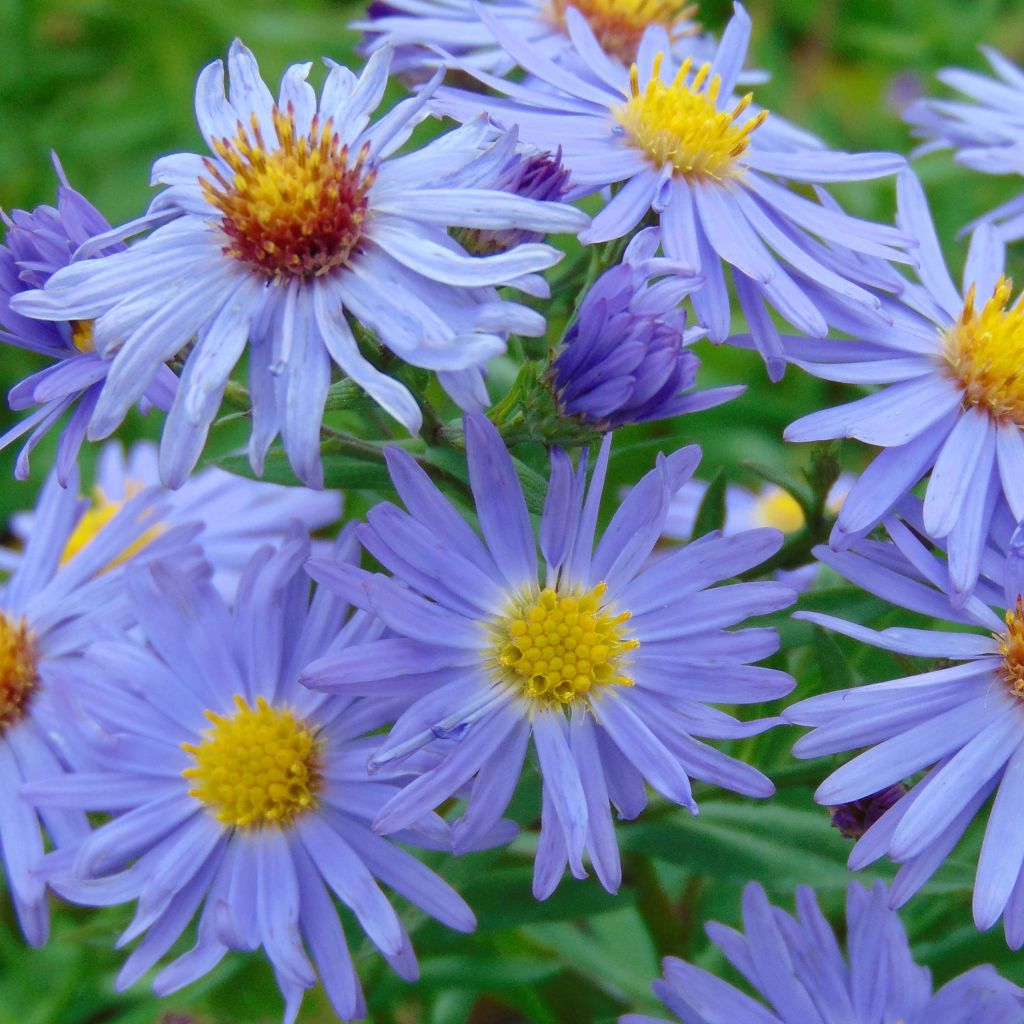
{"left": 945, "top": 277, "right": 1024, "bottom": 424}
{"left": 70, "top": 319, "right": 95, "bottom": 353}
{"left": 1000, "top": 596, "right": 1024, "bottom": 700}
{"left": 201, "top": 105, "right": 374, "bottom": 283}
{"left": 489, "top": 583, "right": 638, "bottom": 709}
{"left": 0, "top": 613, "right": 38, "bottom": 733}
{"left": 614, "top": 53, "right": 767, "bottom": 179}
{"left": 60, "top": 482, "right": 162, "bottom": 569}
{"left": 548, "top": 0, "right": 698, "bottom": 63}
{"left": 182, "top": 694, "right": 323, "bottom": 829}
{"left": 751, "top": 488, "right": 805, "bottom": 534}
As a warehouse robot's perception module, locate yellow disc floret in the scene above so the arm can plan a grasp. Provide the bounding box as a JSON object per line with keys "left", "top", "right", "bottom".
{"left": 944, "top": 277, "right": 1024, "bottom": 425}
{"left": 201, "top": 105, "right": 374, "bottom": 283}
{"left": 548, "top": 0, "right": 697, "bottom": 63}
{"left": 70, "top": 319, "right": 95, "bottom": 353}
{"left": 751, "top": 488, "right": 805, "bottom": 534}
{"left": 0, "top": 612, "right": 38, "bottom": 733}
{"left": 1000, "top": 596, "right": 1024, "bottom": 700}
{"left": 60, "top": 483, "right": 162, "bottom": 569}
{"left": 183, "top": 694, "right": 323, "bottom": 829}
{"left": 615, "top": 54, "right": 767, "bottom": 179}
{"left": 490, "top": 583, "right": 638, "bottom": 708}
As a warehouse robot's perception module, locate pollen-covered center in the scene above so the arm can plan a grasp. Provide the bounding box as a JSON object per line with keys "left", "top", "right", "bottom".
{"left": 70, "top": 319, "right": 95, "bottom": 353}
{"left": 490, "top": 583, "right": 638, "bottom": 708}
{"left": 999, "top": 596, "right": 1024, "bottom": 700}
{"left": 183, "top": 695, "right": 323, "bottom": 829}
{"left": 752, "top": 489, "right": 805, "bottom": 534}
{"left": 944, "top": 277, "right": 1024, "bottom": 425}
{"left": 615, "top": 54, "right": 766, "bottom": 179}
{"left": 548, "top": 0, "right": 697, "bottom": 63}
{"left": 60, "top": 483, "right": 162, "bottom": 569}
{"left": 0, "top": 612, "right": 38, "bottom": 734}
{"left": 201, "top": 105, "right": 374, "bottom": 283}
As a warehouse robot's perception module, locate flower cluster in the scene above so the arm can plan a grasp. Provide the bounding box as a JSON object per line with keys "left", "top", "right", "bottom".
{"left": 4, "top": 1, "right": 1024, "bottom": 1022}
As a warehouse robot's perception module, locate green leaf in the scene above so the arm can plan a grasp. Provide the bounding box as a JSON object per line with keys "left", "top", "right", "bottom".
{"left": 693, "top": 468, "right": 727, "bottom": 536}
{"left": 813, "top": 625, "right": 854, "bottom": 688}
{"left": 216, "top": 451, "right": 390, "bottom": 490}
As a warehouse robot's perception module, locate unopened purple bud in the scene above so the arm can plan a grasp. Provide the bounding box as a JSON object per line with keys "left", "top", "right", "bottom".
{"left": 550, "top": 228, "right": 741, "bottom": 429}
{"left": 829, "top": 783, "right": 907, "bottom": 840}
{"left": 456, "top": 149, "right": 571, "bottom": 255}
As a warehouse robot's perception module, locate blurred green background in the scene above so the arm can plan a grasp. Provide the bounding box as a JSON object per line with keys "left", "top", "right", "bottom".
{"left": 2, "top": 0, "right": 1024, "bottom": 1021}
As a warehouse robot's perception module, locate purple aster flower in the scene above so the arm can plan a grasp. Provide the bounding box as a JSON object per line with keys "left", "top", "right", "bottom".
{"left": 904, "top": 48, "right": 1024, "bottom": 241}
{"left": 356, "top": 0, "right": 708, "bottom": 80}
{"left": 23, "top": 533, "right": 476, "bottom": 1023}
{"left": 0, "top": 463, "right": 196, "bottom": 946}
{"left": 621, "top": 881, "right": 1024, "bottom": 1024}
{"left": 431, "top": 2, "right": 911, "bottom": 378}
{"left": 0, "top": 160, "right": 176, "bottom": 483}
{"left": 5, "top": 440, "right": 341, "bottom": 597}
{"left": 12, "top": 43, "right": 589, "bottom": 490}
{"left": 304, "top": 413, "right": 795, "bottom": 898}
{"left": 781, "top": 171, "right": 1024, "bottom": 604}
{"left": 785, "top": 499, "right": 1024, "bottom": 944}
{"left": 457, "top": 146, "right": 571, "bottom": 254}
{"left": 551, "top": 226, "right": 742, "bottom": 427}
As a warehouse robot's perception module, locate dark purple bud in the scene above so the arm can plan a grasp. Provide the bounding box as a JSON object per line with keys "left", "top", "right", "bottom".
{"left": 456, "top": 149, "right": 571, "bottom": 255}
{"left": 550, "top": 228, "right": 742, "bottom": 429}
{"left": 829, "top": 783, "right": 907, "bottom": 840}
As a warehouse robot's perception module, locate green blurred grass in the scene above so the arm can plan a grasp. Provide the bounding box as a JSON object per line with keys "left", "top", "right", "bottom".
{"left": 3, "top": 1, "right": 1024, "bottom": 1021}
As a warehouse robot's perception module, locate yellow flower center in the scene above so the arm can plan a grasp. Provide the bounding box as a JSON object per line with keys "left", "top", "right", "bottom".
{"left": 548, "top": 0, "right": 697, "bottom": 63}
{"left": 615, "top": 54, "right": 766, "bottom": 179}
{"left": 201, "top": 105, "right": 374, "bottom": 283}
{"left": 0, "top": 613, "right": 38, "bottom": 734}
{"left": 60, "top": 483, "right": 162, "bottom": 569}
{"left": 70, "top": 319, "right": 95, "bottom": 353}
{"left": 751, "top": 488, "right": 805, "bottom": 534}
{"left": 182, "top": 695, "right": 323, "bottom": 829}
{"left": 944, "top": 277, "right": 1024, "bottom": 425}
{"left": 1000, "top": 596, "right": 1024, "bottom": 700}
{"left": 489, "top": 583, "right": 638, "bottom": 708}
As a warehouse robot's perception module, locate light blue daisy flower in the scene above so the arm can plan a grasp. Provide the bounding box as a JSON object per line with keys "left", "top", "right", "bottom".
{"left": 622, "top": 881, "right": 1024, "bottom": 1024}
{"left": 786, "top": 499, "right": 1024, "bottom": 946}
{"left": 0, "top": 464, "right": 195, "bottom": 946}
{"left": 0, "top": 160, "right": 176, "bottom": 483}
{"left": 5, "top": 440, "right": 341, "bottom": 597}
{"left": 781, "top": 171, "right": 1024, "bottom": 604}
{"left": 431, "top": 2, "right": 911, "bottom": 378}
{"left": 356, "top": 0, "right": 712, "bottom": 80}
{"left": 304, "top": 414, "right": 795, "bottom": 899}
{"left": 23, "top": 532, "right": 477, "bottom": 1023}
{"left": 12, "top": 42, "right": 588, "bottom": 489}
{"left": 904, "top": 47, "right": 1024, "bottom": 239}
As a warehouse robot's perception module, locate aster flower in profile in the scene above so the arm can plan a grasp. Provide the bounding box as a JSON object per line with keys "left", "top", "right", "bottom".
{"left": 432, "top": 2, "right": 910, "bottom": 377}
{"left": 12, "top": 42, "right": 589, "bottom": 489}
{"left": 357, "top": 0, "right": 706, "bottom": 80}
{"left": 904, "top": 47, "right": 1024, "bottom": 239}
{"left": 304, "top": 414, "right": 795, "bottom": 898}
{"left": 5, "top": 440, "right": 341, "bottom": 596}
{"left": 0, "top": 160, "right": 176, "bottom": 482}
{"left": 24, "top": 534, "right": 477, "bottom": 1023}
{"left": 551, "top": 227, "right": 742, "bottom": 427}
{"left": 783, "top": 171, "right": 1024, "bottom": 603}
{"left": 621, "top": 881, "right": 1024, "bottom": 1024}
{"left": 786, "top": 500, "right": 1024, "bottom": 945}
{"left": 0, "top": 464, "right": 195, "bottom": 946}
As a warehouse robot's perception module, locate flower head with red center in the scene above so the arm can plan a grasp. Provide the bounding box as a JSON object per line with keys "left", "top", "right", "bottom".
{"left": 13, "top": 41, "right": 589, "bottom": 489}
